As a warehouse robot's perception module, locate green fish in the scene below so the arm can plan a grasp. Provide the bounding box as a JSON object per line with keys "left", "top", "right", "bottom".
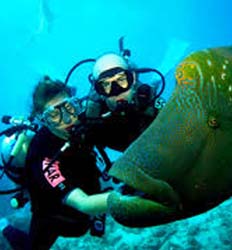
{"left": 107, "top": 46, "right": 232, "bottom": 227}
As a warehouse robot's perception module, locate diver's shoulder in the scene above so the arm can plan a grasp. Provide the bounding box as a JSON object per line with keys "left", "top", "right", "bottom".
{"left": 30, "top": 127, "right": 55, "bottom": 146}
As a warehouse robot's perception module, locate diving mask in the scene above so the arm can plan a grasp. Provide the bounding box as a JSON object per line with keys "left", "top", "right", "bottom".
{"left": 41, "top": 97, "right": 84, "bottom": 127}
{"left": 95, "top": 70, "right": 134, "bottom": 97}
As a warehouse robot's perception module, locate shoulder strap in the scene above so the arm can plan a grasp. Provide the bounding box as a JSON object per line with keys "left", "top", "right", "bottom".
{"left": 95, "top": 145, "right": 112, "bottom": 181}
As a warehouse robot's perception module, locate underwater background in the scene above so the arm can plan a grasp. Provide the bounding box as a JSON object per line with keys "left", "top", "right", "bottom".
{"left": 0, "top": 0, "right": 232, "bottom": 249}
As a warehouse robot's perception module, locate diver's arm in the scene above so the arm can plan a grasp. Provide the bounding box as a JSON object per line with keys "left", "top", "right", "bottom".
{"left": 63, "top": 188, "right": 111, "bottom": 216}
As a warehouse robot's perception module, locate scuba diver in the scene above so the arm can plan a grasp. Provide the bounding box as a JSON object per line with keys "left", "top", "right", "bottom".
{"left": 0, "top": 76, "right": 111, "bottom": 250}
{"left": 85, "top": 38, "right": 166, "bottom": 151}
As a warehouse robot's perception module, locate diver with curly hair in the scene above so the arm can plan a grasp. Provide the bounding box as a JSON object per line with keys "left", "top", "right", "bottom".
{"left": 1, "top": 76, "right": 111, "bottom": 250}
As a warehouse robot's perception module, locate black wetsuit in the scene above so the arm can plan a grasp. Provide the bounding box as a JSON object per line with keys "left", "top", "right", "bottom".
{"left": 94, "top": 109, "right": 157, "bottom": 151}
{"left": 4, "top": 127, "right": 101, "bottom": 250}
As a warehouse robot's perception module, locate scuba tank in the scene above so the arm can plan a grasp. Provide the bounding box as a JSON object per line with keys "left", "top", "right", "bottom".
{"left": 1, "top": 129, "right": 35, "bottom": 185}
{"left": 0, "top": 116, "right": 38, "bottom": 208}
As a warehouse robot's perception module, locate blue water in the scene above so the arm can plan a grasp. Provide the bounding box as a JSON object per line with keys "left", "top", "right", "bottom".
{"left": 0, "top": 0, "right": 231, "bottom": 225}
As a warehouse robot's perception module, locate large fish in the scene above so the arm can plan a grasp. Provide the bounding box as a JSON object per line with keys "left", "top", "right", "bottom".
{"left": 107, "top": 46, "right": 232, "bottom": 227}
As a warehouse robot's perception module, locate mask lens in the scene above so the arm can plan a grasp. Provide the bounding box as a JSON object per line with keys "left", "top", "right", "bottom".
{"left": 63, "top": 101, "right": 76, "bottom": 115}
{"left": 115, "top": 75, "right": 128, "bottom": 88}
{"left": 43, "top": 107, "right": 61, "bottom": 126}
{"left": 97, "top": 80, "right": 112, "bottom": 95}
